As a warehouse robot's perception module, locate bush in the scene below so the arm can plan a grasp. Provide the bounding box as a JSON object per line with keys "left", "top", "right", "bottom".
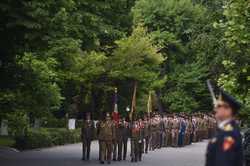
{"left": 0, "top": 136, "right": 15, "bottom": 147}
{"left": 7, "top": 112, "right": 29, "bottom": 137}
{"left": 41, "top": 117, "right": 67, "bottom": 128}
{"left": 15, "top": 128, "right": 81, "bottom": 150}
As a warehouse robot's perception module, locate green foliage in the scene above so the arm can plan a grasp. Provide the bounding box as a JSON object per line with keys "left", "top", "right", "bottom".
{"left": 7, "top": 112, "right": 29, "bottom": 137}
{"left": 17, "top": 53, "right": 63, "bottom": 114}
{"left": 214, "top": 0, "right": 250, "bottom": 119}
{"left": 0, "top": 0, "right": 249, "bottom": 123}
{"left": 15, "top": 128, "right": 81, "bottom": 150}
{"left": 0, "top": 136, "right": 15, "bottom": 147}
{"left": 0, "top": 0, "right": 135, "bottom": 118}
{"left": 132, "top": 0, "right": 210, "bottom": 113}
{"left": 110, "top": 26, "right": 164, "bottom": 83}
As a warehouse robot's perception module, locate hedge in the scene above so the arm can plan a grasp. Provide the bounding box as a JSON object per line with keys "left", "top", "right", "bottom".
{"left": 15, "top": 128, "right": 81, "bottom": 150}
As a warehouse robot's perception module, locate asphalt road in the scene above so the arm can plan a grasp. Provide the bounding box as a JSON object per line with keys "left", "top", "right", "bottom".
{"left": 0, "top": 140, "right": 208, "bottom": 166}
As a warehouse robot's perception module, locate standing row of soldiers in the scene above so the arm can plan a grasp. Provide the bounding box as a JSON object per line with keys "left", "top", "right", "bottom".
{"left": 81, "top": 112, "right": 216, "bottom": 164}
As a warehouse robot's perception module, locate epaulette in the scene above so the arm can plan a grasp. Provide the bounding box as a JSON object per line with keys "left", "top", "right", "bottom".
{"left": 223, "top": 123, "right": 233, "bottom": 131}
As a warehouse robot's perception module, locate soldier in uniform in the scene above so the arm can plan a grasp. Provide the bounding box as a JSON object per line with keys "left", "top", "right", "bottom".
{"left": 205, "top": 87, "right": 243, "bottom": 166}
{"left": 149, "top": 115, "right": 154, "bottom": 151}
{"left": 143, "top": 115, "right": 150, "bottom": 153}
{"left": 172, "top": 115, "right": 180, "bottom": 147}
{"left": 156, "top": 114, "right": 162, "bottom": 149}
{"left": 167, "top": 115, "right": 173, "bottom": 146}
{"left": 191, "top": 116, "right": 197, "bottom": 143}
{"left": 151, "top": 115, "right": 158, "bottom": 150}
{"left": 159, "top": 115, "right": 165, "bottom": 148}
{"left": 96, "top": 119, "right": 102, "bottom": 161}
{"left": 98, "top": 113, "right": 115, "bottom": 164}
{"left": 162, "top": 115, "right": 168, "bottom": 147}
{"left": 121, "top": 117, "right": 129, "bottom": 160}
{"left": 138, "top": 117, "right": 144, "bottom": 161}
{"left": 81, "top": 112, "right": 95, "bottom": 161}
{"left": 178, "top": 116, "right": 186, "bottom": 147}
{"left": 131, "top": 118, "right": 141, "bottom": 162}
{"left": 113, "top": 118, "right": 123, "bottom": 161}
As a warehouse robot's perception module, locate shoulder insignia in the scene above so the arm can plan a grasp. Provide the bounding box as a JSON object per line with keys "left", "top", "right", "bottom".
{"left": 224, "top": 124, "right": 233, "bottom": 131}
{"left": 223, "top": 136, "right": 235, "bottom": 151}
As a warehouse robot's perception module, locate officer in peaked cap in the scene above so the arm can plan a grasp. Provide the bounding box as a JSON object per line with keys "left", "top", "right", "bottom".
{"left": 81, "top": 112, "right": 95, "bottom": 161}
{"left": 98, "top": 112, "right": 115, "bottom": 164}
{"left": 205, "top": 84, "right": 243, "bottom": 166}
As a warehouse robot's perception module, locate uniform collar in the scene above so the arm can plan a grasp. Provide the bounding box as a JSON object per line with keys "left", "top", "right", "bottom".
{"left": 218, "top": 119, "right": 232, "bottom": 129}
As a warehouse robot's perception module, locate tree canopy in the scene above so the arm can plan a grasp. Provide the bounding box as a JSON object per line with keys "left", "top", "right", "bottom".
{"left": 0, "top": 0, "right": 249, "bottom": 122}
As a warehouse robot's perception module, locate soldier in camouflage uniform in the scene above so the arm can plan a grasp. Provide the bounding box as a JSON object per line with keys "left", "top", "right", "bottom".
{"left": 192, "top": 116, "right": 198, "bottom": 143}
{"left": 159, "top": 115, "right": 165, "bottom": 148}
{"left": 184, "top": 117, "right": 192, "bottom": 145}
{"left": 138, "top": 117, "right": 144, "bottom": 161}
{"left": 162, "top": 115, "right": 168, "bottom": 147}
{"left": 98, "top": 113, "right": 115, "bottom": 164}
{"left": 81, "top": 112, "right": 95, "bottom": 161}
{"left": 130, "top": 119, "right": 141, "bottom": 162}
{"left": 155, "top": 115, "right": 162, "bottom": 149}
{"left": 167, "top": 116, "right": 173, "bottom": 146}
{"left": 172, "top": 115, "right": 180, "bottom": 147}
{"left": 150, "top": 115, "right": 158, "bottom": 150}
{"left": 143, "top": 115, "right": 150, "bottom": 153}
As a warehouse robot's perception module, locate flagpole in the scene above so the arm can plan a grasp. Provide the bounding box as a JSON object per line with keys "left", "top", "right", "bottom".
{"left": 147, "top": 91, "right": 152, "bottom": 116}
{"left": 129, "top": 81, "right": 137, "bottom": 121}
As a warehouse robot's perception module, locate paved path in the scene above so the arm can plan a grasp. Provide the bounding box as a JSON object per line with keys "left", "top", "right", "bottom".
{"left": 0, "top": 140, "right": 208, "bottom": 166}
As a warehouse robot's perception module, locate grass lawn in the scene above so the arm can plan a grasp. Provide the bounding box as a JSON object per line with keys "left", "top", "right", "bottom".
{"left": 0, "top": 136, "right": 15, "bottom": 147}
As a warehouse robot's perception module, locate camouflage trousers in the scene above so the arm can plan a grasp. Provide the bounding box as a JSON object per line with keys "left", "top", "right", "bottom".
{"left": 100, "top": 140, "right": 112, "bottom": 162}
{"left": 171, "top": 129, "right": 179, "bottom": 147}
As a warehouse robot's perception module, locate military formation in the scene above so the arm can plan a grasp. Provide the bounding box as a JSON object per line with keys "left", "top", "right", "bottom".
{"left": 81, "top": 111, "right": 216, "bottom": 164}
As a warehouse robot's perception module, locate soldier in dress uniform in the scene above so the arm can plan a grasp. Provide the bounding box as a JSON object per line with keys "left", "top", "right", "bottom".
{"left": 121, "top": 117, "right": 129, "bottom": 160}
{"left": 81, "top": 112, "right": 95, "bottom": 161}
{"left": 205, "top": 86, "right": 243, "bottom": 166}
{"left": 178, "top": 116, "right": 186, "bottom": 147}
{"left": 98, "top": 113, "right": 115, "bottom": 164}
{"left": 96, "top": 119, "right": 102, "bottom": 161}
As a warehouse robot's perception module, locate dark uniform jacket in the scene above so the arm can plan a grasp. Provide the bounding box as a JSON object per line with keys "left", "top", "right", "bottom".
{"left": 121, "top": 121, "right": 130, "bottom": 141}
{"left": 243, "top": 129, "right": 250, "bottom": 162}
{"left": 205, "top": 120, "right": 243, "bottom": 166}
{"left": 81, "top": 120, "right": 95, "bottom": 140}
